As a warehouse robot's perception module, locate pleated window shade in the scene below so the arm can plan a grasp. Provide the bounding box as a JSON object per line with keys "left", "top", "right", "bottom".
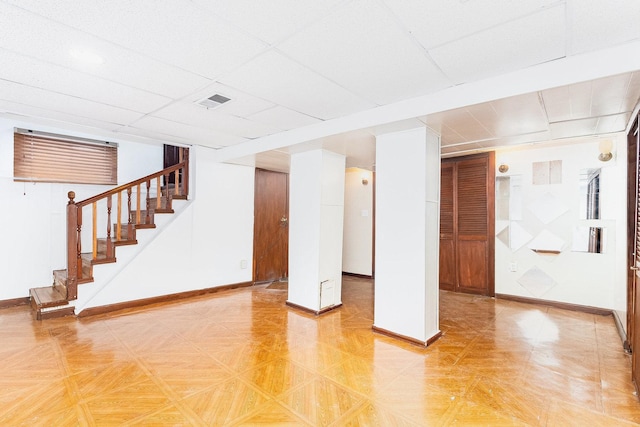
{"left": 14, "top": 132, "right": 117, "bottom": 185}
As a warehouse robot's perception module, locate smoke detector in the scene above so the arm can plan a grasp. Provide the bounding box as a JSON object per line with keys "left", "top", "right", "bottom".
{"left": 198, "top": 94, "right": 231, "bottom": 109}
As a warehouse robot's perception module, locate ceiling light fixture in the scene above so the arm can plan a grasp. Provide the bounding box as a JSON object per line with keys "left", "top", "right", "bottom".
{"left": 69, "top": 48, "right": 104, "bottom": 65}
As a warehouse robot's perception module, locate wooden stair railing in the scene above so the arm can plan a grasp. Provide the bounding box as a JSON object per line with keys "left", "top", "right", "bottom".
{"left": 63, "top": 149, "right": 189, "bottom": 301}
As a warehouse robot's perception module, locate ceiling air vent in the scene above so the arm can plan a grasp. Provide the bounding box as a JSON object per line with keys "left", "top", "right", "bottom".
{"left": 198, "top": 94, "right": 231, "bottom": 109}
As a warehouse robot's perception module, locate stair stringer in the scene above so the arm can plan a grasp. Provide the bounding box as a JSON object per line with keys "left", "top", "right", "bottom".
{"left": 73, "top": 198, "right": 195, "bottom": 314}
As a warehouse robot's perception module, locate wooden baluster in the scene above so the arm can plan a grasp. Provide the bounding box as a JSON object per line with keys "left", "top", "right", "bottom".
{"left": 106, "top": 195, "right": 113, "bottom": 258}
{"left": 145, "top": 180, "right": 151, "bottom": 224}
{"left": 165, "top": 172, "right": 173, "bottom": 211}
{"left": 116, "top": 191, "right": 122, "bottom": 241}
{"left": 127, "top": 187, "right": 133, "bottom": 240}
{"left": 66, "top": 192, "right": 78, "bottom": 300}
{"left": 156, "top": 177, "right": 161, "bottom": 210}
{"left": 92, "top": 202, "right": 97, "bottom": 260}
{"left": 136, "top": 184, "right": 141, "bottom": 225}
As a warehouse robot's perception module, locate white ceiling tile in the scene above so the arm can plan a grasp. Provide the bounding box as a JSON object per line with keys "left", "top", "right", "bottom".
{"left": 111, "top": 124, "right": 204, "bottom": 147}
{"left": 4, "top": 0, "right": 267, "bottom": 78}
{"left": 193, "top": 0, "right": 343, "bottom": 45}
{"left": 595, "top": 113, "right": 630, "bottom": 134}
{"left": 429, "top": 5, "right": 566, "bottom": 84}
{"left": 219, "top": 50, "right": 375, "bottom": 120}
{"left": 0, "top": 80, "right": 144, "bottom": 125}
{"left": 130, "top": 116, "right": 248, "bottom": 147}
{"left": 0, "top": 2, "right": 210, "bottom": 98}
{"left": 569, "top": 0, "right": 640, "bottom": 54}
{"left": 549, "top": 118, "right": 599, "bottom": 139}
{"left": 0, "top": 100, "right": 138, "bottom": 135}
{"left": 247, "top": 106, "right": 320, "bottom": 131}
{"left": 277, "top": 0, "right": 451, "bottom": 105}
{"left": 152, "top": 102, "right": 282, "bottom": 139}
{"left": 0, "top": 48, "right": 171, "bottom": 113}
{"left": 384, "top": 0, "right": 560, "bottom": 49}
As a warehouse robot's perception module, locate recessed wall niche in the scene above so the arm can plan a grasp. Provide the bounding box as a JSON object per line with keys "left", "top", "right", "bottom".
{"left": 496, "top": 175, "right": 523, "bottom": 221}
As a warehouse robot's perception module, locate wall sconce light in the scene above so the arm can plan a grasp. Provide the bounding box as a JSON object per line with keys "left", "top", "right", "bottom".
{"left": 498, "top": 163, "right": 509, "bottom": 173}
{"left": 598, "top": 140, "right": 613, "bottom": 162}
{"left": 361, "top": 172, "right": 369, "bottom": 185}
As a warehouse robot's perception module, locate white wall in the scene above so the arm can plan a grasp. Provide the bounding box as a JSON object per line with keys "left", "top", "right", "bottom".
{"left": 75, "top": 146, "right": 255, "bottom": 312}
{"left": 0, "top": 118, "right": 162, "bottom": 301}
{"left": 494, "top": 136, "right": 627, "bottom": 321}
{"left": 342, "top": 168, "right": 374, "bottom": 276}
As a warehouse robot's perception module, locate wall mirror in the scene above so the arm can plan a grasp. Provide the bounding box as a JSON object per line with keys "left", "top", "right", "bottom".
{"left": 578, "top": 168, "right": 601, "bottom": 220}
{"left": 572, "top": 226, "right": 605, "bottom": 253}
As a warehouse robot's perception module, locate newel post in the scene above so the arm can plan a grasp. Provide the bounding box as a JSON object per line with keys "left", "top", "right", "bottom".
{"left": 183, "top": 148, "right": 190, "bottom": 197}
{"left": 66, "top": 191, "right": 78, "bottom": 300}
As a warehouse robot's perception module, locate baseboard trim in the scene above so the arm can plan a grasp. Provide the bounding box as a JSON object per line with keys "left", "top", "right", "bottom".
{"left": 0, "top": 297, "right": 30, "bottom": 309}
{"left": 611, "top": 310, "right": 631, "bottom": 353}
{"left": 342, "top": 272, "right": 374, "bottom": 279}
{"left": 372, "top": 325, "right": 442, "bottom": 347}
{"left": 77, "top": 281, "right": 253, "bottom": 317}
{"left": 495, "top": 293, "right": 612, "bottom": 316}
{"left": 285, "top": 301, "right": 342, "bottom": 316}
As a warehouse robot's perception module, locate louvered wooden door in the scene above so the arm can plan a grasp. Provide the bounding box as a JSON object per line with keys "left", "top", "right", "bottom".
{"left": 439, "top": 153, "right": 495, "bottom": 296}
{"left": 628, "top": 114, "right": 640, "bottom": 390}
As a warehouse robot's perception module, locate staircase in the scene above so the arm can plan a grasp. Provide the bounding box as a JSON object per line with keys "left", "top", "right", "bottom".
{"left": 30, "top": 149, "right": 189, "bottom": 320}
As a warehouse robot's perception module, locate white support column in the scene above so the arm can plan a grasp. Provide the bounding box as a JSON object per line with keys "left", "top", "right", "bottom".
{"left": 374, "top": 127, "right": 441, "bottom": 345}
{"left": 288, "top": 149, "right": 346, "bottom": 313}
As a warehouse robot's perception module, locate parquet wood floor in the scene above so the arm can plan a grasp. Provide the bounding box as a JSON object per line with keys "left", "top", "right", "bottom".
{"left": 1, "top": 276, "right": 639, "bottom": 426}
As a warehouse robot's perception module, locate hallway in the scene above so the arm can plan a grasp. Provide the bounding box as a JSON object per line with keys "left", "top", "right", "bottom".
{"left": 1, "top": 276, "right": 638, "bottom": 425}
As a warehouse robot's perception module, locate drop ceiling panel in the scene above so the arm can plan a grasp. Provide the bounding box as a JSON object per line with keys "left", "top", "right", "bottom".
{"left": 481, "top": 95, "right": 549, "bottom": 136}
{"left": 0, "top": 3, "right": 210, "bottom": 98}
{"left": 595, "top": 113, "right": 630, "bottom": 134}
{"left": 429, "top": 5, "right": 566, "bottom": 84}
{"left": 193, "top": 0, "right": 343, "bottom": 45}
{"left": 247, "top": 106, "right": 320, "bottom": 131}
{"left": 0, "top": 100, "right": 139, "bottom": 135}
{"left": 130, "top": 116, "right": 248, "bottom": 148}
{"left": 5, "top": 0, "right": 268, "bottom": 78}
{"left": 384, "top": 0, "right": 560, "bottom": 49}
{"left": 0, "top": 48, "right": 171, "bottom": 113}
{"left": 0, "top": 80, "right": 144, "bottom": 125}
{"left": 152, "top": 102, "right": 282, "bottom": 139}
{"left": 219, "top": 50, "right": 375, "bottom": 120}
{"left": 277, "top": 0, "right": 451, "bottom": 105}
{"left": 570, "top": 0, "right": 640, "bottom": 54}
{"left": 112, "top": 125, "right": 201, "bottom": 147}
{"left": 549, "top": 117, "right": 599, "bottom": 139}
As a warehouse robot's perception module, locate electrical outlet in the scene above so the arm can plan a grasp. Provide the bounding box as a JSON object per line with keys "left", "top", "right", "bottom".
{"left": 240, "top": 259, "right": 248, "bottom": 269}
{"left": 509, "top": 262, "right": 517, "bottom": 272}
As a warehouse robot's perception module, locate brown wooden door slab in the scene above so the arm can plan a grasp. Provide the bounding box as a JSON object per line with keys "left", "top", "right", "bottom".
{"left": 439, "top": 163, "right": 456, "bottom": 291}
{"left": 440, "top": 153, "right": 495, "bottom": 296}
{"left": 253, "top": 169, "right": 289, "bottom": 283}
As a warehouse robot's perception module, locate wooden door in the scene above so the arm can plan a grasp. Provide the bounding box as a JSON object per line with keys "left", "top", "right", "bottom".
{"left": 439, "top": 162, "right": 456, "bottom": 291}
{"left": 439, "top": 153, "right": 495, "bottom": 296}
{"left": 628, "top": 115, "right": 640, "bottom": 389}
{"left": 253, "top": 169, "right": 289, "bottom": 283}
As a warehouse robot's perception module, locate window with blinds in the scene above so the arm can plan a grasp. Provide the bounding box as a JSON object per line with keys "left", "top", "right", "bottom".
{"left": 14, "top": 131, "right": 117, "bottom": 185}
